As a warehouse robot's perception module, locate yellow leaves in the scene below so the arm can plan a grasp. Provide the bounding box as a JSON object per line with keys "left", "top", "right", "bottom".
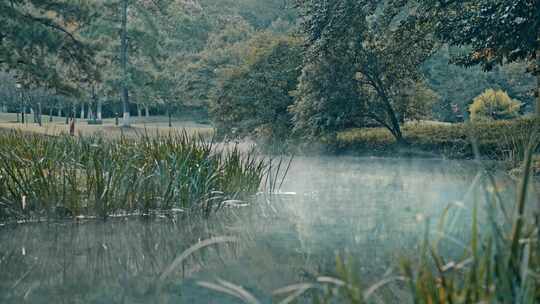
{"left": 43, "top": 9, "right": 79, "bottom": 33}
{"left": 44, "top": 10, "right": 58, "bottom": 19}
{"left": 469, "top": 89, "right": 521, "bottom": 121}
{"left": 472, "top": 48, "right": 495, "bottom": 61}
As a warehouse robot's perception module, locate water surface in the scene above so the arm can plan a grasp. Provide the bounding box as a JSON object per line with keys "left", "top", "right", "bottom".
{"left": 1, "top": 157, "right": 536, "bottom": 303}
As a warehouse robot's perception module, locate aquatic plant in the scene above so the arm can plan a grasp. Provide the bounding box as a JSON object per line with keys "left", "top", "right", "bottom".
{"left": 0, "top": 131, "right": 268, "bottom": 221}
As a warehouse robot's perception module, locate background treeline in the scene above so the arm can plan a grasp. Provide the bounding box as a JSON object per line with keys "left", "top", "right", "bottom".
{"left": 0, "top": 0, "right": 537, "bottom": 140}
{"left": 0, "top": 0, "right": 297, "bottom": 125}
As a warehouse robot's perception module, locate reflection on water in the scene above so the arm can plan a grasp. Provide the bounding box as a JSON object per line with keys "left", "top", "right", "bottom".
{"left": 0, "top": 157, "right": 535, "bottom": 303}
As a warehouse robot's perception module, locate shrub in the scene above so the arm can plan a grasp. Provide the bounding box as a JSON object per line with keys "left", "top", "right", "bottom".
{"left": 469, "top": 89, "right": 521, "bottom": 121}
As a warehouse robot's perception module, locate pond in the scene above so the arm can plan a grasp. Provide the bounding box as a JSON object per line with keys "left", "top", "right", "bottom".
{"left": 1, "top": 157, "right": 537, "bottom": 303}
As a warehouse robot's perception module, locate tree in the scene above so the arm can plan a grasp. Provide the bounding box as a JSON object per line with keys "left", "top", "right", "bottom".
{"left": 417, "top": 0, "right": 540, "bottom": 115}
{"left": 84, "top": 0, "right": 176, "bottom": 127}
{"left": 469, "top": 89, "right": 521, "bottom": 121}
{"left": 293, "top": 0, "right": 436, "bottom": 142}
{"left": 210, "top": 33, "right": 303, "bottom": 140}
{"left": 179, "top": 18, "right": 255, "bottom": 111}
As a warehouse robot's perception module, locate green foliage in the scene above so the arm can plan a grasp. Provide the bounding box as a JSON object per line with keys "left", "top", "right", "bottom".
{"left": 210, "top": 33, "right": 303, "bottom": 141}
{"left": 469, "top": 89, "right": 521, "bottom": 121}
{"left": 417, "top": 0, "right": 538, "bottom": 70}
{"left": 0, "top": 0, "right": 98, "bottom": 89}
{"left": 0, "top": 131, "right": 268, "bottom": 221}
{"left": 290, "top": 0, "right": 367, "bottom": 138}
{"left": 290, "top": 49, "right": 364, "bottom": 138}
{"left": 292, "top": 0, "right": 437, "bottom": 141}
{"left": 400, "top": 82, "right": 439, "bottom": 121}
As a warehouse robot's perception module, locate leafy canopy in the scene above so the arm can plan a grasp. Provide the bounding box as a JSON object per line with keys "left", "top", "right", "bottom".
{"left": 0, "top": 0, "right": 97, "bottom": 89}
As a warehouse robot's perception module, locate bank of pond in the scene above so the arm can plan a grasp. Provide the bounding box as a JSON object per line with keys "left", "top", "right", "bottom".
{"left": 330, "top": 118, "right": 540, "bottom": 162}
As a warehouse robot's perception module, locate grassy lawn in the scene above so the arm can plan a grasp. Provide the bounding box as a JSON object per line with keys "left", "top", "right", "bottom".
{"left": 0, "top": 113, "right": 214, "bottom": 138}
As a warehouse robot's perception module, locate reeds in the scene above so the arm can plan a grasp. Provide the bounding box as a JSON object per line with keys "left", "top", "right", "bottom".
{"left": 0, "top": 130, "right": 267, "bottom": 221}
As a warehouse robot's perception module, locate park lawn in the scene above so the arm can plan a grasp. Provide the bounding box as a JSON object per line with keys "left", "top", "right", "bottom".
{"left": 0, "top": 113, "right": 214, "bottom": 139}
{"left": 334, "top": 118, "right": 540, "bottom": 160}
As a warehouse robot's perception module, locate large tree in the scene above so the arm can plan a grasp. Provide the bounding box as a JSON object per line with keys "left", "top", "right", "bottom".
{"left": 293, "top": 0, "right": 437, "bottom": 142}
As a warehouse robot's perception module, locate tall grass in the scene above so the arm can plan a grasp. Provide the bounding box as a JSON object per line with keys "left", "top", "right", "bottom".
{"left": 0, "top": 131, "right": 267, "bottom": 221}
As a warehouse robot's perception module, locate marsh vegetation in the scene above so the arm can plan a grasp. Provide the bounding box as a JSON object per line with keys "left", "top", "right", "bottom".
{"left": 0, "top": 131, "right": 266, "bottom": 221}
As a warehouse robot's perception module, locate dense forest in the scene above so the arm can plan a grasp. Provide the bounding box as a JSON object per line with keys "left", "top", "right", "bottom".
{"left": 0, "top": 0, "right": 538, "bottom": 141}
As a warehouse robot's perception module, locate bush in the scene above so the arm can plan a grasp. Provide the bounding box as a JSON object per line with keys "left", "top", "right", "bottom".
{"left": 469, "top": 89, "right": 521, "bottom": 121}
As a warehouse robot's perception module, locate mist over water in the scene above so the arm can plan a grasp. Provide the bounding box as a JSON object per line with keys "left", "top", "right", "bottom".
{"left": 0, "top": 156, "right": 536, "bottom": 303}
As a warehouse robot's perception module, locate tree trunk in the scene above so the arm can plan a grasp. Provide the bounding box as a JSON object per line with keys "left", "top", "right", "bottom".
{"left": 19, "top": 92, "right": 24, "bottom": 124}
{"left": 57, "top": 108, "right": 62, "bottom": 118}
{"left": 31, "top": 107, "right": 36, "bottom": 123}
{"left": 37, "top": 102, "right": 42, "bottom": 126}
{"left": 88, "top": 105, "right": 94, "bottom": 121}
{"left": 137, "top": 104, "right": 142, "bottom": 118}
{"left": 49, "top": 106, "right": 53, "bottom": 122}
{"left": 386, "top": 105, "right": 404, "bottom": 143}
{"left": 536, "top": 48, "right": 540, "bottom": 117}
{"left": 167, "top": 104, "right": 172, "bottom": 128}
{"left": 97, "top": 99, "right": 102, "bottom": 121}
{"left": 373, "top": 78, "right": 404, "bottom": 143}
{"left": 65, "top": 106, "right": 69, "bottom": 125}
{"left": 145, "top": 105, "right": 150, "bottom": 118}
{"left": 80, "top": 103, "right": 85, "bottom": 120}
{"left": 21, "top": 105, "right": 25, "bottom": 124}
{"left": 120, "top": 0, "right": 130, "bottom": 127}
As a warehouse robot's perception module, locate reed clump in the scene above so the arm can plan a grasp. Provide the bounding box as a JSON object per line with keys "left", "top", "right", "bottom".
{"left": 0, "top": 131, "right": 266, "bottom": 221}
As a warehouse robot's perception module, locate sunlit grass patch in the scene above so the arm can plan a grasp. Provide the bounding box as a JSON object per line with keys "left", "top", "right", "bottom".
{"left": 335, "top": 118, "right": 540, "bottom": 160}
